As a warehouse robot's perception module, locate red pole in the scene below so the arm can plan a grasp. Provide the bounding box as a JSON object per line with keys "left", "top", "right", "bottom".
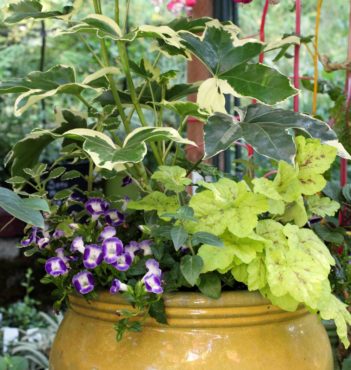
{"left": 293, "top": 0, "right": 301, "bottom": 112}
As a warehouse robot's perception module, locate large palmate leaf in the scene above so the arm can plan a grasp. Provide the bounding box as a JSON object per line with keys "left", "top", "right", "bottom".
{"left": 306, "top": 195, "right": 340, "bottom": 217}
{"left": 151, "top": 166, "right": 192, "bottom": 193}
{"left": 0, "top": 65, "right": 97, "bottom": 116}
{"left": 187, "top": 178, "right": 268, "bottom": 237}
{"left": 5, "top": 0, "right": 80, "bottom": 23}
{"left": 0, "top": 187, "right": 47, "bottom": 228}
{"left": 6, "top": 110, "right": 86, "bottom": 176}
{"left": 204, "top": 104, "right": 338, "bottom": 163}
{"left": 180, "top": 25, "right": 263, "bottom": 75}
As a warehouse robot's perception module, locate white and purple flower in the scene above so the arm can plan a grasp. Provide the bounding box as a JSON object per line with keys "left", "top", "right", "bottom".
{"left": 105, "top": 209, "right": 124, "bottom": 227}
{"left": 53, "top": 229, "right": 65, "bottom": 239}
{"left": 112, "top": 252, "right": 132, "bottom": 271}
{"left": 139, "top": 240, "right": 153, "bottom": 256}
{"left": 45, "top": 257, "right": 69, "bottom": 277}
{"left": 71, "top": 236, "right": 85, "bottom": 254}
{"left": 102, "top": 237, "right": 123, "bottom": 264}
{"left": 38, "top": 237, "right": 50, "bottom": 249}
{"left": 124, "top": 241, "right": 140, "bottom": 259}
{"left": 72, "top": 271, "right": 94, "bottom": 295}
{"left": 85, "top": 198, "right": 109, "bottom": 219}
{"left": 83, "top": 244, "right": 103, "bottom": 269}
{"left": 21, "top": 227, "right": 39, "bottom": 246}
{"left": 142, "top": 259, "right": 163, "bottom": 294}
{"left": 98, "top": 226, "right": 116, "bottom": 241}
{"left": 55, "top": 248, "right": 70, "bottom": 267}
{"left": 110, "top": 278, "right": 128, "bottom": 294}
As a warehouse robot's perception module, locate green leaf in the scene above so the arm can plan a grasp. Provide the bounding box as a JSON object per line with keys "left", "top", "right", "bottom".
{"left": 192, "top": 232, "right": 224, "bottom": 247}
{"left": 187, "top": 178, "right": 268, "bottom": 237}
{"left": 180, "top": 25, "right": 263, "bottom": 75}
{"left": 6, "top": 176, "right": 26, "bottom": 185}
{"left": 247, "top": 255, "right": 267, "bottom": 291}
{"left": 21, "top": 197, "right": 50, "bottom": 213}
{"left": 170, "top": 226, "right": 189, "bottom": 251}
{"left": 198, "top": 273, "right": 221, "bottom": 299}
{"left": 0, "top": 187, "right": 45, "bottom": 227}
{"left": 128, "top": 191, "right": 179, "bottom": 218}
{"left": 47, "top": 166, "right": 66, "bottom": 180}
{"left": 221, "top": 63, "right": 297, "bottom": 105}
{"left": 197, "top": 244, "right": 235, "bottom": 273}
{"left": 149, "top": 299, "right": 167, "bottom": 324}
{"left": 160, "top": 100, "right": 209, "bottom": 121}
{"left": 151, "top": 166, "right": 192, "bottom": 192}
{"left": 162, "top": 206, "right": 196, "bottom": 222}
{"left": 6, "top": 109, "right": 86, "bottom": 176}
{"left": 59, "top": 14, "right": 123, "bottom": 40}
{"left": 180, "top": 255, "right": 203, "bottom": 286}
{"left": 5, "top": 0, "right": 75, "bottom": 23}
{"left": 53, "top": 188, "right": 72, "bottom": 200}
{"left": 312, "top": 223, "right": 345, "bottom": 245}
{"left": 0, "top": 356, "right": 29, "bottom": 370}
{"left": 306, "top": 195, "right": 340, "bottom": 217}
{"left": 204, "top": 105, "right": 337, "bottom": 163}
{"left": 278, "top": 196, "right": 308, "bottom": 227}
{"left": 295, "top": 136, "right": 337, "bottom": 195}
{"left": 61, "top": 170, "right": 82, "bottom": 181}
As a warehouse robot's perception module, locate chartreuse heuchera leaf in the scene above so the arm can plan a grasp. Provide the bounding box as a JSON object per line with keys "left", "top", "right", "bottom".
{"left": 306, "top": 195, "right": 340, "bottom": 217}
{"left": 187, "top": 178, "right": 268, "bottom": 237}
{"left": 151, "top": 166, "right": 192, "bottom": 193}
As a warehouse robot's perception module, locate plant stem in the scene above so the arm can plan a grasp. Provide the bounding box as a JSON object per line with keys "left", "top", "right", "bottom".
{"left": 79, "top": 35, "right": 104, "bottom": 68}
{"left": 77, "top": 94, "right": 93, "bottom": 110}
{"left": 123, "top": 0, "right": 131, "bottom": 34}
{"left": 163, "top": 116, "right": 187, "bottom": 163}
{"left": 87, "top": 160, "right": 94, "bottom": 192}
{"left": 115, "top": 0, "right": 119, "bottom": 25}
{"left": 186, "top": 157, "right": 203, "bottom": 177}
{"left": 117, "top": 41, "right": 163, "bottom": 165}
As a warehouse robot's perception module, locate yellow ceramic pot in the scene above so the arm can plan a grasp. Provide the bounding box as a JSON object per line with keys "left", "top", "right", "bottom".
{"left": 50, "top": 291, "right": 333, "bottom": 370}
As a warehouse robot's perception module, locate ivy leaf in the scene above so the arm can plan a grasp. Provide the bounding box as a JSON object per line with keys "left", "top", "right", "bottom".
{"left": 187, "top": 178, "right": 268, "bottom": 237}
{"left": 0, "top": 187, "right": 45, "bottom": 228}
{"left": 170, "top": 226, "right": 188, "bottom": 251}
{"left": 198, "top": 273, "right": 221, "bottom": 299}
{"left": 180, "top": 255, "right": 203, "bottom": 286}
{"left": 151, "top": 166, "right": 192, "bottom": 192}
{"left": 295, "top": 136, "right": 337, "bottom": 195}
{"left": 5, "top": 0, "right": 76, "bottom": 23}
{"left": 306, "top": 195, "right": 340, "bottom": 217}
{"left": 204, "top": 104, "right": 337, "bottom": 163}
{"left": 128, "top": 192, "right": 179, "bottom": 218}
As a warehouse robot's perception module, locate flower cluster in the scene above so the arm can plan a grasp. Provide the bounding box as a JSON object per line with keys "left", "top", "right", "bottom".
{"left": 22, "top": 197, "right": 164, "bottom": 300}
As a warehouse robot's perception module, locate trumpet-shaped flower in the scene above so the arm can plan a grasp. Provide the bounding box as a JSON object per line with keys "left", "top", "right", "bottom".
{"left": 102, "top": 237, "right": 123, "bottom": 264}
{"left": 71, "top": 236, "right": 85, "bottom": 254}
{"left": 98, "top": 226, "right": 116, "bottom": 241}
{"left": 83, "top": 244, "right": 103, "bottom": 269}
{"left": 110, "top": 278, "right": 128, "bottom": 294}
{"left": 85, "top": 198, "right": 109, "bottom": 219}
{"left": 105, "top": 209, "right": 124, "bottom": 227}
{"left": 112, "top": 252, "right": 132, "bottom": 271}
{"left": 45, "top": 257, "right": 68, "bottom": 277}
{"left": 72, "top": 271, "right": 94, "bottom": 295}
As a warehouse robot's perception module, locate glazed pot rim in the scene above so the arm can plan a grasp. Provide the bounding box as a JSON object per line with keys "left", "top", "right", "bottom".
{"left": 69, "top": 290, "right": 309, "bottom": 328}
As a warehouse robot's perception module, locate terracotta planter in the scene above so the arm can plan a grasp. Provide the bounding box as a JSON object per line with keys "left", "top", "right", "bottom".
{"left": 50, "top": 291, "right": 333, "bottom": 370}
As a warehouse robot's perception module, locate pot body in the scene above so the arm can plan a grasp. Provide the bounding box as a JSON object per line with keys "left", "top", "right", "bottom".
{"left": 50, "top": 291, "right": 333, "bottom": 370}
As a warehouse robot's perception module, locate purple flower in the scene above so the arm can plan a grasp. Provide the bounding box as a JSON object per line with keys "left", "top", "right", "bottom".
{"left": 85, "top": 198, "right": 109, "bottom": 219}
{"left": 83, "top": 244, "right": 103, "bottom": 269}
{"left": 110, "top": 278, "right": 128, "bottom": 294}
{"left": 69, "top": 192, "right": 86, "bottom": 203}
{"left": 145, "top": 259, "right": 162, "bottom": 276}
{"left": 102, "top": 237, "right": 123, "bottom": 264}
{"left": 122, "top": 176, "right": 132, "bottom": 187}
{"left": 38, "top": 237, "right": 50, "bottom": 249}
{"left": 71, "top": 236, "right": 85, "bottom": 254}
{"left": 105, "top": 209, "right": 124, "bottom": 227}
{"left": 143, "top": 274, "right": 163, "bottom": 294}
{"left": 72, "top": 271, "right": 94, "bottom": 295}
{"left": 125, "top": 241, "right": 140, "bottom": 259}
{"left": 53, "top": 229, "right": 65, "bottom": 239}
{"left": 45, "top": 257, "right": 68, "bottom": 277}
{"left": 21, "top": 227, "right": 38, "bottom": 246}
{"left": 112, "top": 252, "right": 132, "bottom": 271}
{"left": 139, "top": 240, "right": 153, "bottom": 256}
{"left": 98, "top": 226, "right": 116, "bottom": 241}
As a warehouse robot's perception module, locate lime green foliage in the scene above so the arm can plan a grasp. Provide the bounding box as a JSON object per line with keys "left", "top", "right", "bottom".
{"left": 295, "top": 136, "right": 337, "bottom": 195}
{"left": 306, "top": 195, "right": 340, "bottom": 217}
{"left": 151, "top": 166, "right": 192, "bottom": 192}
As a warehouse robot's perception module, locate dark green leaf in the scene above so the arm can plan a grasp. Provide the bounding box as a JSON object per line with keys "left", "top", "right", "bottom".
{"left": 47, "top": 167, "right": 66, "bottom": 180}
{"left": 53, "top": 188, "right": 72, "bottom": 200}
{"left": 198, "top": 273, "right": 221, "bottom": 299}
{"left": 61, "top": 170, "right": 82, "bottom": 181}
{"left": 171, "top": 225, "right": 189, "bottom": 251}
{"left": 149, "top": 299, "right": 167, "bottom": 324}
{"left": 181, "top": 26, "right": 263, "bottom": 75}
{"left": 192, "top": 232, "right": 224, "bottom": 247}
{"left": 312, "top": 223, "right": 344, "bottom": 245}
{"left": 180, "top": 255, "right": 203, "bottom": 286}
{"left": 6, "top": 176, "right": 26, "bottom": 185}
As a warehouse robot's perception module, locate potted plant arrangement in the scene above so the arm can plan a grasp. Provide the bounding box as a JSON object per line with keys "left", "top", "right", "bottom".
{"left": 1, "top": 1, "right": 351, "bottom": 369}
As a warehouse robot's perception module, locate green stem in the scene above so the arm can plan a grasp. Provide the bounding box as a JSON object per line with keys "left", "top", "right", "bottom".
{"left": 79, "top": 35, "right": 104, "bottom": 68}
{"left": 115, "top": 0, "right": 119, "bottom": 25}
{"left": 117, "top": 41, "right": 162, "bottom": 165}
{"left": 87, "top": 160, "right": 94, "bottom": 192}
{"left": 123, "top": 0, "right": 131, "bottom": 34}
{"left": 186, "top": 157, "right": 204, "bottom": 177}
{"left": 163, "top": 116, "right": 187, "bottom": 163}
{"left": 77, "top": 95, "right": 93, "bottom": 110}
